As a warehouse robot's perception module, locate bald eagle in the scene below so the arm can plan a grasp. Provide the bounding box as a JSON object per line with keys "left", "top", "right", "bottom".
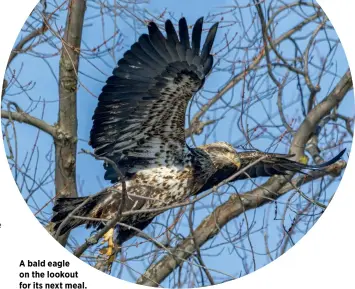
{"left": 51, "top": 17, "right": 344, "bottom": 253}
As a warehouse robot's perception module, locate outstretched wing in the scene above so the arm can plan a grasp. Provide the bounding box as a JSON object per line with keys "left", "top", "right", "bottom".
{"left": 235, "top": 149, "right": 345, "bottom": 180}
{"left": 90, "top": 17, "right": 219, "bottom": 182}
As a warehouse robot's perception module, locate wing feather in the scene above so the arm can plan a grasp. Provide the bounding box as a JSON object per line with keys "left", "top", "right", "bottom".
{"left": 90, "top": 17, "right": 219, "bottom": 182}
{"left": 235, "top": 149, "right": 345, "bottom": 180}
{"left": 201, "top": 22, "right": 219, "bottom": 62}
{"left": 148, "top": 22, "right": 172, "bottom": 62}
{"left": 192, "top": 17, "right": 203, "bottom": 56}
{"left": 179, "top": 18, "right": 190, "bottom": 50}
{"left": 138, "top": 34, "right": 167, "bottom": 66}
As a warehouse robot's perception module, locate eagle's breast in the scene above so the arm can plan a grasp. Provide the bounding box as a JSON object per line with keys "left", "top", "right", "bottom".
{"left": 133, "top": 163, "right": 193, "bottom": 207}
{"left": 89, "top": 152, "right": 208, "bottom": 225}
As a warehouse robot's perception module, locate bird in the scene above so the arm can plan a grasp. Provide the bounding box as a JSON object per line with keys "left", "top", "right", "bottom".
{"left": 51, "top": 17, "right": 345, "bottom": 259}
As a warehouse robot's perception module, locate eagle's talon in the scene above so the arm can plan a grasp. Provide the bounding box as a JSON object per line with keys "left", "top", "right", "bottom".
{"left": 98, "top": 228, "right": 121, "bottom": 273}
{"left": 100, "top": 228, "right": 115, "bottom": 257}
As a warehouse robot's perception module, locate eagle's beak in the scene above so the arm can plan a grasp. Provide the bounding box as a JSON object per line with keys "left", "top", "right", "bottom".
{"left": 230, "top": 158, "right": 241, "bottom": 170}
{"left": 234, "top": 160, "right": 241, "bottom": 170}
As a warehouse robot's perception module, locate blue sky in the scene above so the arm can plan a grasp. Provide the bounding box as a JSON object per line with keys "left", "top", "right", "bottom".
{"left": 3, "top": 0, "right": 354, "bottom": 286}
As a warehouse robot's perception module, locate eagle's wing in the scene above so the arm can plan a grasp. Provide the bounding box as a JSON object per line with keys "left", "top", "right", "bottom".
{"left": 90, "top": 17, "right": 219, "bottom": 182}
{"left": 235, "top": 149, "right": 345, "bottom": 180}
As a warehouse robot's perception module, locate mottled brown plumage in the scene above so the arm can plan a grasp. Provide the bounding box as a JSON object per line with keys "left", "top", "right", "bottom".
{"left": 51, "top": 17, "right": 344, "bottom": 248}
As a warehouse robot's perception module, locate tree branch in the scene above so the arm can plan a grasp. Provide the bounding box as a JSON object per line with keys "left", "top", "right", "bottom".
{"left": 136, "top": 160, "right": 346, "bottom": 286}
{"left": 190, "top": 12, "right": 321, "bottom": 127}
{"left": 291, "top": 69, "right": 352, "bottom": 157}
{"left": 1, "top": 109, "right": 56, "bottom": 137}
{"left": 7, "top": 24, "right": 47, "bottom": 68}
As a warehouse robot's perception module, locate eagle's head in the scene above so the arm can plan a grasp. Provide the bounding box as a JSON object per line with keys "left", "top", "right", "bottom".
{"left": 200, "top": 142, "right": 241, "bottom": 171}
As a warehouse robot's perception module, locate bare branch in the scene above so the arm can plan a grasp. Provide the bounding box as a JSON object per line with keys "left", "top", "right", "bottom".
{"left": 291, "top": 70, "right": 352, "bottom": 157}
{"left": 136, "top": 160, "right": 345, "bottom": 286}
{"left": 190, "top": 12, "right": 321, "bottom": 126}
{"left": 1, "top": 109, "right": 56, "bottom": 137}
{"left": 7, "top": 24, "right": 47, "bottom": 67}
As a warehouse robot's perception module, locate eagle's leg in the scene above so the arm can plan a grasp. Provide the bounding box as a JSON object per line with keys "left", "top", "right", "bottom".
{"left": 96, "top": 226, "right": 121, "bottom": 273}
{"left": 99, "top": 227, "right": 117, "bottom": 257}
{"left": 95, "top": 220, "right": 154, "bottom": 273}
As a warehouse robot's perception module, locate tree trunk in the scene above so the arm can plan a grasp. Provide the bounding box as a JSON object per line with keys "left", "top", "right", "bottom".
{"left": 55, "top": 0, "right": 86, "bottom": 246}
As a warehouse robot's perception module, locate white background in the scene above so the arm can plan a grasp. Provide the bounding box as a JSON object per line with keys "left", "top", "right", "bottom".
{"left": 0, "top": 0, "right": 354, "bottom": 288}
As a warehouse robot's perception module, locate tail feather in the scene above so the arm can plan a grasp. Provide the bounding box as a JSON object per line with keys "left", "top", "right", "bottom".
{"left": 51, "top": 194, "right": 104, "bottom": 236}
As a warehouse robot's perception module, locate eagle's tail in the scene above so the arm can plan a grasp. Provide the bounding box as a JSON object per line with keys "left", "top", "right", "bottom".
{"left": 51, "top": 194, "right": 105, "bottom": 236}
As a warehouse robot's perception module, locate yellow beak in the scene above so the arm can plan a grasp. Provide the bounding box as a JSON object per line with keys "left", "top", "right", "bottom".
{"left": 230, "top": 158, "right": 241, "bottom": 170}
